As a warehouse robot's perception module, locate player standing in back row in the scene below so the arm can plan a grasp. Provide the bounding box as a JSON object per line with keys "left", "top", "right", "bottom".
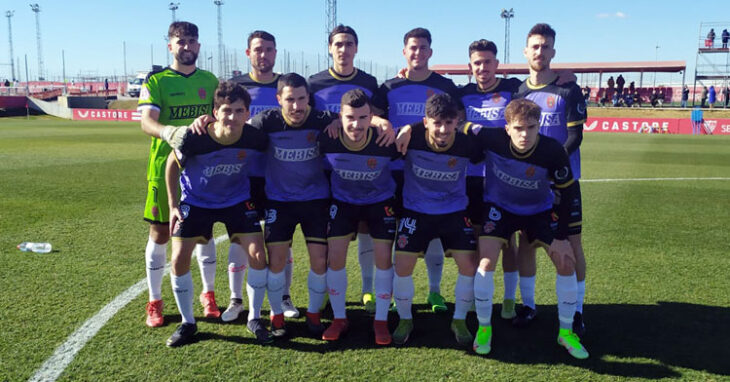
{"left": 138, "top": 21, "right": 220, "bottom": 328}
{"left": 514, "top": 23, "right": 588, "bottom": 336}
{"left": 374, "top": 27, "right": 462, "bottom": 313}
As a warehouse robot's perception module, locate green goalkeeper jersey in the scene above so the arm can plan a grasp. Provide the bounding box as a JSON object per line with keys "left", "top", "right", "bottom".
{"left": 138, "top": 67, "right": 218, "bottom": 181}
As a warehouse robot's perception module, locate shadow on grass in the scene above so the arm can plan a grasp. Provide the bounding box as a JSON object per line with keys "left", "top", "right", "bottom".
{"left": 164, "top": 301, "right": 729, "bottom": 379}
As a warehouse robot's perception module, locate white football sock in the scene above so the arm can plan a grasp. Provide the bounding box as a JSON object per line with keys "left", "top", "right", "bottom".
{"left": 474, "top": 269, "right": 494, "bottom": 326}
{"left": 374, "top": 267, "right": 394, "bottom": 321}
{"left": 393, "top": 274, "right": 414, "bottom": 320}
{"left": 357, "top": 233, "right": 375, "bottom": 294}
{"left": 171, "top": 271, "right": 195, "bottom": 324}
{"left": 326, "top": 268, "right": 348, "bottom": 319}
{"left": 503, "top": 271, "right": 519, "bottom": 301}
{"left": 307, "top": 270, "right": 327, "bottom": 314}
{"left": 453, "top": 274, "right": 474, "bottom": 320}
{"left": 576, "top": 279, "right": 586, "bottom": 314}
{"left": 246, "top": 267, "right": 267, "bottom": 321}
{"left": 424, "top": 239, "right": 444, "bottom": 294}
{"left": 195, "top": 240, "right": 216, "bottom": 293}
{"left": 267, "top": 270, "right": 285, "bottom": 315}
{"left": 283, "top": 248, "right": 293, "bottom": 297}
{"left": 227, "top": 243, "right": 248, "bottom": 300}
{"left": 145, "top": 237, "right": 166, "bottom": 301}
{"left": 556, "top": 273, "right": 578, "bottom": 330}
{"left": 519, "top": 275, "right": 536, "bottom": 309}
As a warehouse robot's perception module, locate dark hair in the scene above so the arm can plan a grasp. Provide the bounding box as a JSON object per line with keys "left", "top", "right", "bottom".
{"left": 277, "top": 73, "right": 309, "bottom": 94}
{"left": 504, "top": 99, "right": 542, "bottom": 124}
{"left": 214, "top": 81, "right": 251, "bottom": 110}
{"left": 340, "top": 88, "right": 371, "bottom": 109}
{"left": 329, "top": 25, "right": 358, "bottom": 45}
{"left": 468, "top": 39, "right": 498, "bottom": 56}
{"left": 168, "top": 21, "right": 198, "bottom": 39}
{"left": 247, "top": 30, "right": 276, "bottom": 49}
{"left": 425, "top": 93, "right": 458, "bottom": 119}
{"left": 403, "top": 27, "right": 431, "bottom": 45}
{"left": 526, "top": 23, "right": 556, "bottom": 43}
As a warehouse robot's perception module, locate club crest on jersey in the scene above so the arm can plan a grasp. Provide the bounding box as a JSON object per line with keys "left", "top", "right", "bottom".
{"left": 525, "top": 166, "right": 536, "bottom": 177}
{"left": 237, "top": 150, "right": 247, "bottom": 160}
{"left": 397, "top": 234, "right": 409, "bottom": 249}
{"left": 447, "top": 158, "right": 458, "bottom": 168}
{"left": 367, "top": 158, "right": 378, "bottom": 169}
{"left": 426, "top": 89, "right": 435, "bottom": 97}
{"left": 198, "top": 88, "right": 207, "bottom": 100}
{"left": 547, "top": 96, "right": 556, "bottom": 108}
{"left": 492, "top": 93, "right": 501, "bottom": 103}
{"left": 307, "top": 132, "right": 316, "bottom": 142}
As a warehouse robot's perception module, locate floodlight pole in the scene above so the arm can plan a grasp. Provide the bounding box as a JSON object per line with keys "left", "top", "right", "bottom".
{"left": 6, "top": 11, "right": 15, "bottom": 81}
{"left": 654, "top": 44, "right": 659, "bottom": 87}
{"left": 169, "top": 2, "right": 179, "bottom": 23}
{"left": 214, "top": 0, "right": 224, "bottom": 78}
{"left": 30, "top": 4, "right": 44, "bottom": 80}
{"left": 325, "top": 0, "right": 337, "bottom": 68}
{"left": 500, "top": 8, "right": 514, "bottom": 64}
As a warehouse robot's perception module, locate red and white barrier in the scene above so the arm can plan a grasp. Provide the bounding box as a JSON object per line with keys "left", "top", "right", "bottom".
{"left": 72, "top": 108, "right": 140, "bottom": 122}
{"left": 584, "top": 117, "right": 730, "bottom": 135}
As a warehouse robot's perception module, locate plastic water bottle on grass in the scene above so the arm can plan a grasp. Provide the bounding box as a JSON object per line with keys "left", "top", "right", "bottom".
{"left": 17, "top": 242, "right": 52, "bottom": 253}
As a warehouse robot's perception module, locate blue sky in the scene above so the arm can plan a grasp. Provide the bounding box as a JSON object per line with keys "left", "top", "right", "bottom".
{"left": 0, "top": 1, "right": 726, "bottom": 85}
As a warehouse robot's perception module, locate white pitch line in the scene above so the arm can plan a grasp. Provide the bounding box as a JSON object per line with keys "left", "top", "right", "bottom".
{"left": 582, "top": 177, "right": 730, "bottom": 183}
{"left": 28, "top": 235, "right": 230, "bottom": 382}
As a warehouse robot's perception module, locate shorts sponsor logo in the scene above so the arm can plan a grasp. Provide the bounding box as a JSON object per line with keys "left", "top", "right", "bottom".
{"left": 329, "top": 204, "right": 338, "bottom": 220}
{"left": 273, "top": 146, "right": 319, "bottom": 162}
{"left": 398, "top": 217, "right": 417, "bottom": 234}
{"left": 265, "top": 209, "right": 277, "bottom": 224}
{"left": 203, "top": 163, "right": 244, "bottom": 177}
{"left": 551, "top": 212, "right": 559, "bottom": 222}
{"left": 488, "top": 207, "right": 501, "bottom": 221}
{"left": 180, "top": 204, "right": 190, "bottom": 219}
{"left": 397, "top": 234, "right": 409, "bottom": 249}
{"left": 384, "top": 206, "right": 395, "bottom": 217}
{"left": 333, "top": 168, "right": 381, "bottom": 181}
{"left": 412, "top": 164, "right": 460, "bottom": 182}
{"left": 483, "top": 221, "right": 496, "bottom": 233}
{"left": 492, "top": 163, "right": 539, "bottom": 189}
{"left": 245, "top": 201, "right": 256, "bottom": 210}
{"left": 463, "top": 217, "right": 472, "bottom": 228}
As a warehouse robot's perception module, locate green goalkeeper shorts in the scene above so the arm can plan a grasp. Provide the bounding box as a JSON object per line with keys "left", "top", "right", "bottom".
{"left": 144, "top": 180, "right": 170, "bottom": 224}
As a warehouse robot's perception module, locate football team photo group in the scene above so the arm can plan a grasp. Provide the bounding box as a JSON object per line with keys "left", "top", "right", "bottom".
{"left": 140, "top": 19, "right": 590, "bottom": 359}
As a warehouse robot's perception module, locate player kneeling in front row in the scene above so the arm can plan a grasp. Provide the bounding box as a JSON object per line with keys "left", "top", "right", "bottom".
{"left": 319, "top": 89, "right": 400, "bottom": 344}
{"left": 468, "top": 98, "right": 588, "bottom": 359}
{"left": 164, "top": 81, "right": 272, "bottom": 347}
{"left": 392, "top": 93, "right": 481, "bottom": 346}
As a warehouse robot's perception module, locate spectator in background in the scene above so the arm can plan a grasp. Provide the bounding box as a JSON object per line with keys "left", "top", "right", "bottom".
{"left": 708, "top": 85, "right": 716, "bottom": 108}
{"left": 632, "top": 91, "right": 641, "bottom": 107}
{"left": 657, "top": 88, "right": 665, "bottom": 107}
{"left": 616, "top": 74, "right": 625, "bottom": 96}
{"left": 681, "top": 85, "right": 689, "bottom": 108}
{"left": 599, "top": 90, "right": 609, "bottom": 107}
{"left": 707, "top": 29, "right": 716, "bottom": 48}
{"left": 721, "top": 29, "right": 729, "bottom": 49}
{"left": 607, "top": 76, "right": 615, "bottom": 91}
{"left": 623, "top": 91, "right": 633, "bottom": 107}
{"left": 104, "top": 78, "right": 109, "bottom": 92}
{"left": 3, "top": 79, "right": 9, "bottom": 87}
{"left": 650, "top": 89, "right": 659, "bottom": 107}
{"left": 628, "top": 81, "right": 635, "bottom": 95}
{"left": 612, "top": 91, "right": 620, "bottom": 107}
{"left": 701, "top": 86, "right": 708, "bottom": 107}
{"left": 582, "top": 86, "right": 591, "bottom": 104}
{"left": 723, "top": 86, "right": 729, "bottom": 108}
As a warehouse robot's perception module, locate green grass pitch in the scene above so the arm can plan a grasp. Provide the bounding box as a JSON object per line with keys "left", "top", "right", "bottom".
{"left": 0, "top": 117, "right": 728, "bottom": 381}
